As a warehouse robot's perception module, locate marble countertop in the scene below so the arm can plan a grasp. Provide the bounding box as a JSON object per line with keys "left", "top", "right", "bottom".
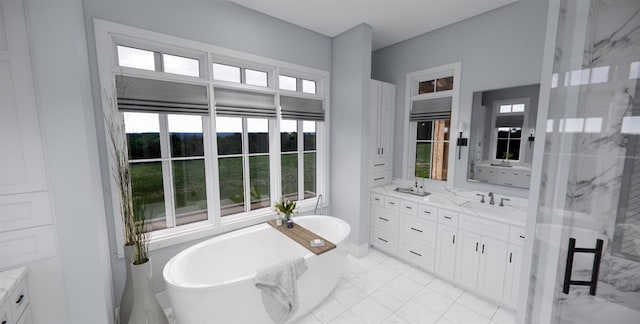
{"left": 371, "top": 183, "right": 527, "bottom": 227}
{"left": 476, "top": 162, "right": 532, "bottom": 172}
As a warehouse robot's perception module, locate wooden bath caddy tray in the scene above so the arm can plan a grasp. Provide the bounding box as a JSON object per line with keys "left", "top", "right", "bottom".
{"left": 267, "top": 220, "right": 336, "bottom": 255}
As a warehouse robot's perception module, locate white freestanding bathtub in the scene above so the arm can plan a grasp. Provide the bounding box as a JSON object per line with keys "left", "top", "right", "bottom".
{"left": 163, "top": 215, "right": 350, "bottom": 324}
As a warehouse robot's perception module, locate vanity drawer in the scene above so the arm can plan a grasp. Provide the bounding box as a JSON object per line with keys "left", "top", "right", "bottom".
{"left": 384, "top": 196, "right": 399, "bottom": 210}
{"left": 369, "top": 171, "right": 392, "bottom": 188}
{"left": 402, "top": 216, "right": 436, "bottom": 248}
{"left": 399, "top": 200, "right": 418, "bottom": 216}
{"left": 9, "top": 278, "right": 28, "bottom": 321}
{"left": 369, "top": 159, "right": 392, "bottom": 172}
{"left": 417, "top": 204, "right": 438, "bottom": 222}
{"left": 459, "top": 214, "right": 509, "bottom": 241}
{"left": 371, "top": 193, "right": 384, "bottom": 207}
{"left": 0, "top": 297, "right": 11, "bottom": 324}
{"left": 371, "top": 228, "right": 398, "bottom": 254}
{"left": 509, "top": 226, "right": 526, "bottom": 246}
{"left": 371, "top": 206, "right": 399, "bottom": 233}
{"left": 438, "top": 209, "right": 459, "bottom": 227}
{"left": 399, "top": 239, "right": 435, "bottom": 272}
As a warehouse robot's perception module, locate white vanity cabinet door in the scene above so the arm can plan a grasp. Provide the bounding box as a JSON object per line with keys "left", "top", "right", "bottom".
{"left": 369, "top": 81, "right": 382, "bottom": 159}
{"left": 477, "top": 236, "right": 508, "bottom": 302}
{"left": 379, "top": 82, "right": 395, "bottom": 160}
{"left": 399, "top": 239, "right": 435, "bottom": 272}
{"left": 435, "top": 224, "right": 457, "bottom": 281}
{"left": 372, "top": 205, "right": 399, "bottom": 233}
{"left": 455, "top": 230, "right": 482, "bottom": 290}
{"left": 402, "top": 216, "right": 436, "bottom": 248}
{"left": 371, "top": 227, "right": 398, "bottom": 254}
{"left": 503, "top": 244, "right": 523, "bottom": 309}
{"left": 0, "top": 297, "right": 11, "bottom": 324}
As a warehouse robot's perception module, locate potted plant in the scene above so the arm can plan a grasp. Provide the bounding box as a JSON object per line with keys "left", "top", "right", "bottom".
{"left": 274, "top": 198, "right": 298, "bottom": 228}
{"left": 106, "top": 105, "right": 167, "bottom": 324}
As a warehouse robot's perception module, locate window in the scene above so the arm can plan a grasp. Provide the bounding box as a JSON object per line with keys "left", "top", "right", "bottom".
{"left": 216, "top": 117, "right": 271, "bottom": 216}
{"left": 279, "top": 75, "right": 297, "bottom": 91}
{"left": 415, "top": 120, "right": 450, "bottom": 180}
{"left": 280, "top": 120, "right": 317, "bottom": 201}
{"left": 213, "top": 63, "right": 269, "bottom": 87}
{"left": 405, "top": 63, "right": 460, "bottom": 182}
{"left": 417, "top": 76, "right": 454, "bottom": 94}
{"left": 97, "top": 21, "right": 328, "bottom": 250}
{"left": 279, "top": 75, "right": 318, "bottom": 94}
{"left": 492, "top": 99, "right": 527, "bottom": 161}
{"left": 117, "top": 45, "right": 201, "bottom": 77}
{"left": 125, "top": 112, "right": 208, "bottom": 231}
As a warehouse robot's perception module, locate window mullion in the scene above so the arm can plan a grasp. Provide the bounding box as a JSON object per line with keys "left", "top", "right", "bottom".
{"left": 242, "top": 118, "right": 250, "bottom": 212}
{"left": 269, "top": 118, "right": 280, "bottom": 205}
{"left": 297, "top": 120, "right": 304, "bottom": 201}
{"left": 203, "top": 115, "right": 218, "bottom": 225}
{"left": 159, "top": 114, "right": 176, "bottom": 228}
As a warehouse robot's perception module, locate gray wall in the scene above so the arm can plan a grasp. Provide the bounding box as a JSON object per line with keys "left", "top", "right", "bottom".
{"left": 25, "top": 0, "right": 114, "bottom": 322}
{"left": 371, "top": 0, "right": 548, "bottom": 197}
{"left": 81, "top": 0, "right": 333, "bottom": 303}
{"left": 479, "top": 84, "right": 540, "bottom": 164}
{"left": 331, "top": 24, "right": 373, "bottom": 249}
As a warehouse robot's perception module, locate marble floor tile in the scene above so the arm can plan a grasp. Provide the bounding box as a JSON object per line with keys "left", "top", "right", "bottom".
{"left": 370, "top": 283, "right": 414, "bottom": 312}
{"left": 328, "top": 310, "right": 366, "bottom": 324}
{"left": 395, "top": 294, "right": 452, "bottom": 324}
{"left": 386, "top": 275, "right": 425, "bottom": 296}
{"left": 437, "top": 303, "right": 490, "bottom": 324}
{"left": 402, "top": 266, "right": 436, "bottom": 285}
{"left": 427, "top": 278, "right": 464, "bottom": 301}
{"left": 295, "top": 313, "right": 323, "bottom": 324}
{"left": 368, "top": 263, "right": 400, "bottom": 282}
{"left": 350, "top": 271, "right": 388, "bottom": 294}
{"left": 380, "top": 257, "right": 411, "bottom": 273}
{"left": 382, "top": 313, "right": 410, "bottom": 324}
{"left": 350, "top": 296, "right": 394, "bottom": 324}
{"left": 490, "top": 307, "right": 517, "bottom": 324}
{"left": 456, "top": 291, "right": 499, "bottom": 319}
{"left": 367, "top": 249, "right": 392, "bottom": 263}
{"left": 331, "top": 281, "right": 369, "bottom": 308}
{"left": 311, "top": 296, "right": 347, "bottom": 324}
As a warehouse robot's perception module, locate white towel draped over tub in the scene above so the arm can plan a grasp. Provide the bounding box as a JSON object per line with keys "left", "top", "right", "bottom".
{"left": 254, "top": 257, "right": 308, "bottom": 324}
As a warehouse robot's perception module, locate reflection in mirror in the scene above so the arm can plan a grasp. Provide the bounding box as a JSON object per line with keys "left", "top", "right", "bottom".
{"left": 467, "top": 84, "right": 540, "bottom": 188}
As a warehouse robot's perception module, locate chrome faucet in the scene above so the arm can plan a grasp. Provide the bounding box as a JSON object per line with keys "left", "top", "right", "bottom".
{"left": 488, "top": 192, "right": 495, "bottom": 205}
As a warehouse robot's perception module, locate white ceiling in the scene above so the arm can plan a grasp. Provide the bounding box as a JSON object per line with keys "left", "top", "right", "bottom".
{"left": 228, "top": 0, "right": 518, "bottom": 50}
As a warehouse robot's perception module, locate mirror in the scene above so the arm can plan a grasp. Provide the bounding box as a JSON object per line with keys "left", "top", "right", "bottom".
{"left": 466, "top": 84, "right": 540, "bottom": 189}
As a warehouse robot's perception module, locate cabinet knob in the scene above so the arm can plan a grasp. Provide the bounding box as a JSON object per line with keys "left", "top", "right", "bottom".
{"left": 16, "top": 294, "right": 24, "bottom": 304}
{"left": 410, "top": 227, "right": 423, "bottom": 233}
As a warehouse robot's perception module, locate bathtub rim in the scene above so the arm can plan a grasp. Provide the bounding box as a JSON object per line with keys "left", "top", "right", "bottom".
{"left": 163, "top": 215, "right": 350, "bottom": 292}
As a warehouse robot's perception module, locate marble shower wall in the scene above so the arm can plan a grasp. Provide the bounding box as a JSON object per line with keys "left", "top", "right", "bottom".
{"left": 528, "top": 0, "right": 640, "bottom": 323}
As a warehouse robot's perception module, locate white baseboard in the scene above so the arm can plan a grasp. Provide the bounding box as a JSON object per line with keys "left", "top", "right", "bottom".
{"left": 349, "top": 242, "right": 369, "bottom": 258}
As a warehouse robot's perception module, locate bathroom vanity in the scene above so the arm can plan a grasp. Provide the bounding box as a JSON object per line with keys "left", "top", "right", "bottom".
{"left": 369, "top": 184, "right": 526, "bottom": 308}
{"left": 0, "top": 267, "right": 31, "bottom": 324}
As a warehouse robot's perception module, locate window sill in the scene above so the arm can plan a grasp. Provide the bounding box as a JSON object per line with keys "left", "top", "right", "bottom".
{"left": 119, "top": 197, "right": 326, "bottom": 257}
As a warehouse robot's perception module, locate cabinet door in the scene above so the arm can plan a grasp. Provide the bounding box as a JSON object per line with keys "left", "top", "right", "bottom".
{"left": 369, "top": 81, "right": 382, "bottom": 158}
{"left": 503, "top": 244, "right": 523, "bottom": 308}
{"left": 455, "top": 230, "right": 481, "bottom": 290}
{"left": 0, "top": 2, "right": 47, "bottom": 195}
{"left": 379, "top": 82, "right": 394, "bottom": 160}
{"left": 435, "top": 224, "right": 457, "bottom": 281}
{"left": 477, "top": 237, "right": 508, "bottom": 301}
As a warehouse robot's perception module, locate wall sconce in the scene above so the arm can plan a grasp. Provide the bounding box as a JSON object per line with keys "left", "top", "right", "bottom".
{"left": 456, "top": 122, "right": 468, "bottom": 160}
{"left": 528, "top": 128, "right": 536, "bottom": 147}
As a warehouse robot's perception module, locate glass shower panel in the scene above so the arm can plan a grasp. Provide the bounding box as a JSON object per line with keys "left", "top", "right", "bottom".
{"left": 527, "top": 1, "right": 640, "bottom": 323}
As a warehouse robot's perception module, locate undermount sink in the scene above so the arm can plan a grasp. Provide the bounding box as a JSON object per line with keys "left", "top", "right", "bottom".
{"left": 393, "top": 187, "right": 431, "bottom": 197}
{"left": 489, "top": 162, "right": 513, "bottom": 167}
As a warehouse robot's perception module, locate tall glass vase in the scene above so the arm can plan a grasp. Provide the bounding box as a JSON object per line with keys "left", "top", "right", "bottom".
{"left": 128, "top": 260, "right": 168, "bottom": 324}
{"left": 119, "top": 244, "right": 134, "bottom": 324}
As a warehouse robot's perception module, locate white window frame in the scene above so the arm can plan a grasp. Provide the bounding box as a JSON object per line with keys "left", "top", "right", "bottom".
{"left": 490, "top": 98, "right": 529, "bottom": 163}
{"left": 402, "top": 62, "right": 461, "bottom": 188}
{"left": 95, "top": 19, "right": 330, "bottom": 256}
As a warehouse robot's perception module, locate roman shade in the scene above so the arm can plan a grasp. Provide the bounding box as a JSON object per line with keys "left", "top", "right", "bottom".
{"left": 214, "top": 87, "right": 277, "bottom": 118}
{"left": 280, "top": 95, "right": 324, "bottom": 121}
{"left": 495, "top": 114, "right": 524, "bottom": 128}
{"left": 116, "top": 75, "right": 209, "bottom": 114}
{"left": 410, "top": 96, "right": 452, "bottom": 121}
